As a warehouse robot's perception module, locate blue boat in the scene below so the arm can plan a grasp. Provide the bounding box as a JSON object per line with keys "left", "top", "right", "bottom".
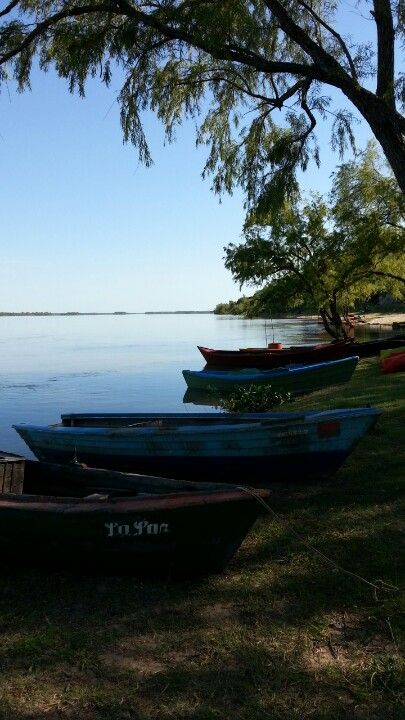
{"left": 182, "top": 356, "right": 359, "bottom": 395}
{"left": 14, "top": 407, "right": 381, "bottom": 485}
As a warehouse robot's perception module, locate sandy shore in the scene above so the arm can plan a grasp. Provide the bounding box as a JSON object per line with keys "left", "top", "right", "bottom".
{"left": 298, "top": 312, "right": 405, "bottom": 327}
{"left": 360, "top": 312, "right": 405, "bottom": 326}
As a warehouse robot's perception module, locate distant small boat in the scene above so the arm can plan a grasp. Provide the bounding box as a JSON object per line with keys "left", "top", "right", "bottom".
{"left": 380, "top": 346, "right": 405, "bottom": 362}
{"left": 183, "top": 357, "right": 359, "bottom": 395}
{"left": 382, "top": 352, "right": 405, "bottom": 374}
{"left": 14, "top": 407, "right": 381, "bottom": 483}
{"left": 353, "top": 335, "right": 405, "bottom": 358}
{"left": 0, "top": 454, "right": 269, "bottom": 575}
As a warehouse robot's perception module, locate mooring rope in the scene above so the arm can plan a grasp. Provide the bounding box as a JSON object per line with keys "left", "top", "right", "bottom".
{"left": 237, "top": 485, "right": 403, "bottom": 598}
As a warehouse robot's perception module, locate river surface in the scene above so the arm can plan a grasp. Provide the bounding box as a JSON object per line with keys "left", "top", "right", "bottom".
{"left": 0, "top": 313, "right": 390, "bottom": 456}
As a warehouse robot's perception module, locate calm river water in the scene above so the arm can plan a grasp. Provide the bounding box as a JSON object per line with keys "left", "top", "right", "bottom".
{"left": 0, "top": 313, "right": 386, "bottom": 456}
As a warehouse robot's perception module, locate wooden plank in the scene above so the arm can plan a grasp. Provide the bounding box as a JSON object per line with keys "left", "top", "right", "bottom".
{"left": 0, "top": 457, "right": 24, "bottom": 494}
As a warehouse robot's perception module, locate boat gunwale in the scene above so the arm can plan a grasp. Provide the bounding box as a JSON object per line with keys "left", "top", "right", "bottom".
{"left": 197, "top": 343, "right": 350, "bottom": 357}
{"left": 0, "top": 487, "right": 270, "bottom": 513}
{"left": 183, "top": 355, "right": 360, "bottom": 382}
{"left": 49, "top": 407, "right": 383, "bottom": 435}
{"left": 59, "top": 407, "right": 380, "bottom": 421}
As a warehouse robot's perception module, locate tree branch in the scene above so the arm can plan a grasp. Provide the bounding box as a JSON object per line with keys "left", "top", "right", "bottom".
{"left": 0, "top": 0, "right": 19, "bottom": 19}
{"left": 369, "top": 270, "right": 405, "bottom": 284}
{"left": 0, "top": 4, "right": 120, "bottom": 66}
{"left": 0, "top": 0, "right": 316, "bottom": 82}
{"left": 116, "top": 0, "right": 319, "bottom": 80}
{"left": 296, "top": 0, "right": 357, "bottom": 79}
{"left": 371, "top": 0, "right": 395, "bottom": 106}
{"left": 262, "top": 0, "right": 355, "bottom": 91}
{"left": 299, "top": 80, "right": 316, "bottom": 140}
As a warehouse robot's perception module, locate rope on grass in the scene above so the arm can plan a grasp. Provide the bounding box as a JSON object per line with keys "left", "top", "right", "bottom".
{"left": 238, "top": 486, "right": 403, "bottom": 599}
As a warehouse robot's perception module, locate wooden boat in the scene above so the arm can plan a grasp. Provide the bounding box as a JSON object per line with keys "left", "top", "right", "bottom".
{"left": 380, "top": 346, "right": 405, "bottom": 362}
{"left": 183, "top": 356, "right": 359, "bottom": 395}
{"left": 14, "top": 407, "right": 381, "bottom": 484}
{"left": 199, "top": 335, "right": 405, "bottom": 368}
{"left": 198, "top": 342, "right": 350, "bottom": 369}
{"left": 0, "top": 454, "right": 269, "bottom": 575}
{"left": 352, "top": 335, "right": 405, "bottom": 358}
{"left": 382, "top": 351, "right": 405, "bottom": 374}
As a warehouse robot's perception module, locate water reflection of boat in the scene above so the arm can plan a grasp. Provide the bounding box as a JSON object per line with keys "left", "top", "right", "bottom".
{"left": 183, "top": 388, "right": 220, "bottom": 407}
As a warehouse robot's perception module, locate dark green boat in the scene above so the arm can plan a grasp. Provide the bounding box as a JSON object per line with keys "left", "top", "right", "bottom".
{"left": 182, "top": 356, "right": 359, "bottom": 395}
{"left": 0, "top": 455, "right": 269, "bottom": 575}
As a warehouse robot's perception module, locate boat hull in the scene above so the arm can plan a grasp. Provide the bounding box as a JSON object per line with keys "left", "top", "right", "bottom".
{"left": 15, "top": 449, "right": 349, "bottom": 482}
{"left": 14, "top": 408, "right": 381, "bottom": 484}
{"left": 382, "top": 352, "right": 405, "bottom": 374}
{"left": 353, "top": 336, "right": 405, "bottom": 358}
{"left": 0, "top": 461, "right": 269, "bottom": 575}
{"left": 199, "top": 336, "right": 405, "bottom": 368}
{"left": 198, "top": 343, "right": 350, "bottom": 369}
{"left": 183, "top": 356, "right": 359, "bottom": 395}
{"left": 380, "top": 346, "right": 405, "bottom": 362}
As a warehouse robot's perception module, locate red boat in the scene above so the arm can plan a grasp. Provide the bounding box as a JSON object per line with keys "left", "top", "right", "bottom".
{"left": 198, "top": 335, "right": 405, "bottom": 369}
{"left": 198, "top": 342, "right": 351, "bottom": 369}
{"left": 382, "top": 351, "right": 405, "bottom": 374}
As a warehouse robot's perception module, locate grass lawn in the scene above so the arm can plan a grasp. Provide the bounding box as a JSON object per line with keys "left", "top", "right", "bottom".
{"left": 0, "top": 357, "right": 404, "bottom": 720}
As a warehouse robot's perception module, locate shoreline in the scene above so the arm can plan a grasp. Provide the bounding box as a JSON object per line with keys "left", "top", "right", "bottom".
{"left": 297, "top": 312, "right": 405, "bottom": 327}
{"left": 0, "top": 311, "right": 213, "bottom": 317}
{"left": 0, "top": 310, "right": 403, "bottom": 326}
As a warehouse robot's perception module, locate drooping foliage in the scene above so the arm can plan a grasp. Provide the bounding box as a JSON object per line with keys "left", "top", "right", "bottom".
{"left": 0, "top": 1, "right": 405, "bottom": 213}
{"left": 224, "top": 144, "right": 405, "bottom": 339}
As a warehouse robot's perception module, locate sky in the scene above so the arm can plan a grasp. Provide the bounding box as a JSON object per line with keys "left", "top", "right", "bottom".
{"left": 0, "top": 7, "right": 375, "bottom": 312}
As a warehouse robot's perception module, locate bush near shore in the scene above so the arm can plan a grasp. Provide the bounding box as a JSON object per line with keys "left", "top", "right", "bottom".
{"left": 0, "top": 357, "right": 403, "bottom": 720}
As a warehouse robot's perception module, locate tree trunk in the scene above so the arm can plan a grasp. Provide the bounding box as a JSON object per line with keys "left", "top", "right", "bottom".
{"left": 320, "top": 299, "right": 350, "bottom": 341}
{"left": 343, "top": 87, "right": 405, "bottom": 195}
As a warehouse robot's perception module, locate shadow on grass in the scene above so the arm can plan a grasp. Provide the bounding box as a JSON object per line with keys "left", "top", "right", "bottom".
{"left": 0, "top": 621, "right": 403, "bottom": 719}
{"left": 0, "top": 358, "right": 403, "bottom": 719}
{"left": 0, "top": 483, "right": 403, "bottom": 720}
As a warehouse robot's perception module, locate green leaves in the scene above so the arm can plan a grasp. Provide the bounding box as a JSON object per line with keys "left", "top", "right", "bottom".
{"left": 223, "top": 143, "right": 405, "bottom": 332}
{"left": 0, "top": 1, "right": 404, "bottom": 204}
{"left": 216, "top": 384, "right": 292, "bottom": 413}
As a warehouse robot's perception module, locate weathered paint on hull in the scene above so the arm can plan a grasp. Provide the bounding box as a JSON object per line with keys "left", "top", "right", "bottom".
{"left": 183, "top": 357, "right": 359, "bottom": 395}
{"left": 199, "top": 336, "right": 405, "bottom": 367}
{"left": 12, "top": 446, "right": 349, "bottom": 483}
{"left": 0, "top": 488, "right": 268, "bottom": 575}
{"left": 14, "top": 408, "right": 381, "bottom": 484}
{"left": 198, "top": 343, "right": 351, "bottom": 369}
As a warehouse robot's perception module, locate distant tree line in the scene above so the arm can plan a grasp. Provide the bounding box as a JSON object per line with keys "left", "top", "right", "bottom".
{"left": 214, "top": 294, "right": 313, "bottom": 318}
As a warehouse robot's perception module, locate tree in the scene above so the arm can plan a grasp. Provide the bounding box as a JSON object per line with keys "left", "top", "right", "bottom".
{"left": 0, "top": 1, "right": 404, "bottom": 214}
{"left": 223, "top": 144, "right": 405, "bottom": 340}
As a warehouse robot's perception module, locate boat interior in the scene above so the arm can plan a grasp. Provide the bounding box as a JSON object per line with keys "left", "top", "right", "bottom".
{"left": 59, "top": 412, "right": 308, "bottom": 428}
{"left": 0, "top": 454, "right": 234, "bottom": 501}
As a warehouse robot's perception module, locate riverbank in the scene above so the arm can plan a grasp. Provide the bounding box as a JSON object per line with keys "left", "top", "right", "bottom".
{"left": 297, "top": 312, "right": 405, "bottom": 328}
{"left": 361, "top": 312, "right": 405, "bottom": 327}
{"left": 0, "top": 356, "right": 403, "bottom": 719}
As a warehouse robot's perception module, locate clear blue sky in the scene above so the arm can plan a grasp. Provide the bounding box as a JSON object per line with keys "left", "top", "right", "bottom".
{"left": 0, "top": 10, "right": 374, "bottom": 312}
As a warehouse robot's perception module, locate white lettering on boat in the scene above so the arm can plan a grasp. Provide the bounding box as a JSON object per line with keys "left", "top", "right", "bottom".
{"left": 104, "top": 521, "right": 170, "bottom": 538}
{"left": 277, "top": 430, "right": 309, "bottom": 438}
